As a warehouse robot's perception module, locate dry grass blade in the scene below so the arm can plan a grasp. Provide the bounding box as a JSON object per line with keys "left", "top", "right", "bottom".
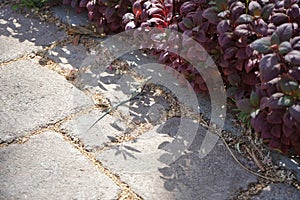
{"left": 245, "top": 146, "right": 266, "bottom": 172}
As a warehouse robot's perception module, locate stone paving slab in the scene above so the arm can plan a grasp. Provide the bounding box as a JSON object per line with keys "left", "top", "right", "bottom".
{"left": 0, "top": 5, "right": 65, "bottom": 62}
{"left": 61, "top": 110, "right": 124, "bottom": 151}
{"left": 51, "top": 4, "right": 90, "bottom": 27}
{"left": 47, "top": 44, "right": 89, "bottom": 70}
{"left": 0, "top": 131, "right": 120, "bottom": 199}
{"left": 96, "top": 125, "right": 175, "bottom": 200}
{"left": 0, "top": 59, "right": 92, "bottom": 143}
{"left": 96, "top": 117, "right": 257, "bottom": 200}
{"left": 252, "top": 183, "right": 300, "bottom": 200}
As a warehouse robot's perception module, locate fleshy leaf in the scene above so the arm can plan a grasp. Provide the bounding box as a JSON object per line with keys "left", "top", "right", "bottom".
{"left": 235, "top": 14, "right": 254, "bottom": 24}
{"left": 217, "top": 20, "right": 231, "bottom": 33}
{"left": 283, "top": 124, "right": 294, "bottom": 137}
{"left": 183, "top": 17, "right": 194, "bottom": 29}
{"left": 271, "top": 33, "right": 280, "bottom": 45}
{"left": 234, "top": 24, "right": 252, "bottom": 37}
{"left": 274, "top": 23, "right": 293, "bottom": 42}
{"left": 278, "top": 95, "right": 294, "bottom": 106}
{"left": 291, "top": 36, "right": 300, "bottom": 50}
{"left": 278, "top": 74, "right": 299, "bottom": 95}
{"left": 251, "top": 37, "right": 271, "bottom": 53}
{"left": 249, "top": 1, "right": 262, "bottom": 17}
{"left": 266, "top": 109, "right": 284, "bottom": 124}
{"left": 271, "top": 125, "right": 282, "bottom": 138}
{"left": 289, "top": 104, "right": 300, "bottom": 122}
{"left": 271, "top": 13, "right": 289, "bottom": 26}
{"left": 202, "top": 7, "right": 219, "bottom": 24}
{"left": 259, "top": 54, "right": 280, "bottom": 82}
{"left": 261, "top": 4, "right": 275, "bottom": 21}
{"left": 285, "top": 50, "right": 300, "bottom": 65}
{"left": 283, "top": 112, "right": 295, "bottom": 128}
{"left": 278, "top": 41, "right": 292, "bottom": 55}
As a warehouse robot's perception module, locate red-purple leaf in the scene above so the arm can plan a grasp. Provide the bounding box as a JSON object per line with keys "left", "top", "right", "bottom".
{"left": 218, "top": 32, "right": 234, "bottom": 48}
{"left": 269, "top": 138, "right": 280, "bottom": 148}
{"left": 251, "top": 111, "right": 266, "bottom": 132}
{"left": 230, "top": 1, "right": 245, "bottom": 20}
{"left": 278, "top": 74, "right": 299, "bottom": 95}
{"left": 287, "top": 4, "right": 300, "bottom": 18}
{"left": 283, "top": 112, "right": 295, "bottom": 129}
{"left": 180, "top": 1, "right": 197, "bottom": 15}
{"left": 254, "top": 18, "right": 268, "bottom": 36}
{"left": 283, "top": 124, "right": 294, "bottom": 137}
{"left": 261, "top": 4, "right": 275, "bottom": 21}
{"left": 217, "top": 20, "right": 232, "bottom": 33}
{"left": 289, "top": 104, "right": 300, "bottom": 122}
{"left": 271, "top": 125, "right": 282, "bottom": 138}
{"left": 285, "top": 50, "right": 300, "bottom": 65}
{"left": 148, "top": 7, "right": 164, "bottom": 16}
{"left": 79, "top": 0, "right": 88, "bottom": 8}
{"left": 259, "top": 54, "right": 281, "bottom": 82}
{"left": 234, "top": 24, "right": 252, "bottom": 37}
{"left": 278, "top": 41, "right": 292, "bottom": 55}
{"left": 260, "top": 94, "right": 284, "bottom": 110}
{"left": 271, "top": 13, "right": 289, "bottom": 26}
{"left": 236, "top": 48, "right": 248, "bottom": 59}
{"left": 235, "top": 14, "right": 253, "bottom": 24}
{"left": 291, "top": 36, "right": 300, "bottom": 50}
{"left": 266, "top": 110, "right": 284, "bottom": 124}
{"left": 274, "top": 23, "right": 293, "bottom": 42}
{"left": 182, "top": 17, "right": 194, "bottom": 29}
{"left": 249, "top": 1, "right": 262, "bottom": 17}
{"left": 224, "top": 47, "right": 237, "bottom": 60}
{"left": 251, "top": 37, "right": 272, "bottom": 54}
{"left": 202, "top": 7, "right": 219, "bottom": 24}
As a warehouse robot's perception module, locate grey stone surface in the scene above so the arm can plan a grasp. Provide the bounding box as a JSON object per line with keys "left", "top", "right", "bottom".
{"left": 51, "top": 4, "right": 90, "bottom": 27}
{"left": 76, "top": 65, "right": 144, "bottom": 116}
{"left": 0, "top": 59, "right": 92, "bottom": 143}
{"left": 251, "top": 183, "right": 300, "bottom": 200}
{"left": 61, "top": 110, "right": 124, "bottom": 151}
{"left": 96, "top": 125, "right": 175, "bottom": 200}
{"left": 0, "top": 6, "right": 65, "bottom": 62}
{"left": 121, "top": 51, "right": 243, "bottom": 135}
{"left": 47, "top": 44, "right": 89, "bottom": 70}
{"left": 0, "top": 131, "right": 120, "bottom": 199}
{"left": 96, "top": 117, "right": 257, "bottom": 200}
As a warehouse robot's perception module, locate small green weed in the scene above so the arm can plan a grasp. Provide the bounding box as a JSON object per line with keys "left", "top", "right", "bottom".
{"left": 12, "top": 0, "right": 48, "bottom": 10}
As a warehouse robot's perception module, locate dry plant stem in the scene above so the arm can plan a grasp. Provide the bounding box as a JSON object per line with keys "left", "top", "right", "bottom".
{"left": 245, "top": 146, "right": 266, "bottom": 172}
{"left": 219, "top": 135, "right": 281, "bottom": 182}
{"left": 198, "top": 118, "right": 282, "bottom": 182}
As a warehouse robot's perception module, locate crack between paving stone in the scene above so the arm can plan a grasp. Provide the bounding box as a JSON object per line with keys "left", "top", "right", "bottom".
{"left": 28, "top": 51, "right": 299, "bottom": 197}
{"left": 0, "top": 107, "right": 143, "bottom": 199}
{"left": 56, "top": 128, "right": 143, "bottom": 200}
{"left": 80, "top": 58, "right": 300, "bottom": 187}
{"left": 0, "top": 54, "right": 31, "bottom": 67}
{"left": 49, "top": 114, "right": 144, "bottom": 200}
{"left": 0, "top": 106, "right": 94, "bottom": 148}
{"left": 4, "top": 7, "right": 296, "bottom": 197}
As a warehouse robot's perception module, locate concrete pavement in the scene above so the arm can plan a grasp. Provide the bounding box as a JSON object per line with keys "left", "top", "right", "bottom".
{"left": 0, "top": 3, "right": 299, "bottom": 200}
